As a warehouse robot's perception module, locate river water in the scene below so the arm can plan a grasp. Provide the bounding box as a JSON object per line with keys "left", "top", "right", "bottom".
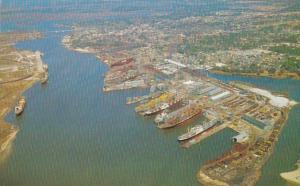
{"left": 1, "top": 7, "right": 300, "bottom": 186}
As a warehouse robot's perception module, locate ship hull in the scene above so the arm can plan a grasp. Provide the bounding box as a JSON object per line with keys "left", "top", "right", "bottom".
{"left": 141, "top": 98, "right": 182, "bottom": 116}
{"left": 177, "top": 125, "right": 215, "bottom": 141}
{"left": 15, "top": 110, "right": 24, "bottom": 116}
{"left": 15, "top": 97, "right": 26, "bottom": 116}
{"left": 142, "top": 108, "right": 164, "bottom": 116}
{"left": 158, "top": 110, "right": 202, "bottom": 129}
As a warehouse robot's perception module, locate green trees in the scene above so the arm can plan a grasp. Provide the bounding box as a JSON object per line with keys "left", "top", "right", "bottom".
{"left": 281, "top": 57, "right": 300, "bottom": 72}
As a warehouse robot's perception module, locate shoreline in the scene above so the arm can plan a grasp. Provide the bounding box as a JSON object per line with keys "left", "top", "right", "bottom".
{"left": 62, "top": 37, "right": 149, "bottom": 92}
{"left": 0, "top": 33, "right": 46, "bottom": 163}
{"left": 0, "top": 127, "right": 18, "bottom": 153}
{"left": 0, "top": 79, "right": 36, "bottom": 161}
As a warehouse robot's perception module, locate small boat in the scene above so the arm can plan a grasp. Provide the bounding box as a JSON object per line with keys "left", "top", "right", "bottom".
{"left": 15, "top": 97, "right": 26, "bottom": 116}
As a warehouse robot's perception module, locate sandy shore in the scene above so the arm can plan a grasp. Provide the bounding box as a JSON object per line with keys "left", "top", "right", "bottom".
{"left": 0, "top": 33, "right": 46, "bottom": 164}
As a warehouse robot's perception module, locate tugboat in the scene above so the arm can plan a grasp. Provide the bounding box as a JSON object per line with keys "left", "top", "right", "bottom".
{"left": 15, "top": 97, "right": 26, "bottom": 116}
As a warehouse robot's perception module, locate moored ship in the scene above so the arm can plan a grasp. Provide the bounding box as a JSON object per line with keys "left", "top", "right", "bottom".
{"left": 135, "top": 92, "right": 174, "bottom": 113}
{"left": 141, "top": 96, "right": 183, "bottom": 116}
{"left": 177, "top": 119, "right": 221, "bottom": 141}
{"left": 154, "top": 111, "right": 168, "bottom": 123}
{"left": 126, "top": 95, "right": 149, "bottom": 105}
{"left": 127, "top": 91, "right": 164, "bottom": 105}
{"left": 157, "top": 101, "right": 203, "bottom": 129}
{"left": 142, "top": 103, "right": 169, "bottom": 116}
{"left": 15, "top": 97, "right": 26, "bottom": 116}
{"left": 111, "top": 58, "right": 134, "bottom": 67}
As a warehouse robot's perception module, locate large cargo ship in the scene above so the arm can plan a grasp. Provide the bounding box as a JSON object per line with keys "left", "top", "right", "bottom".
{"left": 135, "top": 92, "right": 174, "bottom": 113}
{"left": 154, "top": 111, "right": 168, "bottom": 123}
{"left": 110, "top": 58, "right": 134, "bottom": 67}
{"left": 141, "top": 96, "right": 183, "bottom": 116}
{"left": 157, "top": 101, "right": 203, "bottom": 129}
{"left": 126, "top": 95, "right": 149, "bottom": 105}
{"left": 142, "top": 103, "right": 169, "bottom": 116}
{"left": 177, "top": 119, "right": 221, "bottom": 141}
{"left": 15, "top": 97, "right": 26, "bottom": 116}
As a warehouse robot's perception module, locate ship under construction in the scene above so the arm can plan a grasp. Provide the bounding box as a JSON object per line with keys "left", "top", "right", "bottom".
{"left": 141, "top": 96, "right": 183, "bottom": 116}
{"left": 157, "top": 101, "right": 203, "bottom": 129}
{"left": 135, "top": 92, "right": 175, "bottom": 113}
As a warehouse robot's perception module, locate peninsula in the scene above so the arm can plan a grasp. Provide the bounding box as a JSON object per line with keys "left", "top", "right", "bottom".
{"left": 0, "top": 32, "right": 47, "bottom": 163}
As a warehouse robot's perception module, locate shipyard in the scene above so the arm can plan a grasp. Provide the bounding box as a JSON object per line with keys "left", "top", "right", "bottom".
{"left": 96, "top": 52, "right": 297, "bottom": 186}
{"left": 59, "top": 1, "right": 300, "bottom": 185}
{"left": 1, "top": 1, "right": 300, "bottom": 186}
{"left": 64, "top": 27, "right": 298, "bottom": 185}
{"left": 130, "top": 65, "right": 296, "bottom": 185}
